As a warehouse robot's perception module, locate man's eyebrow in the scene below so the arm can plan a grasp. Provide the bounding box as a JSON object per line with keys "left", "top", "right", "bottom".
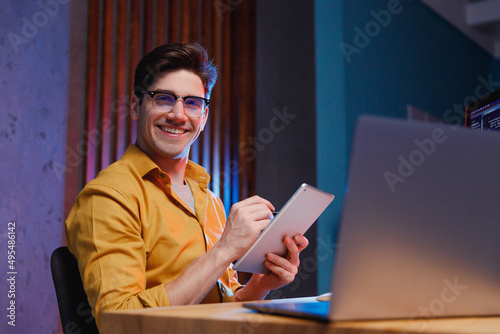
{"left": 150, "top": 89, "right": 175, "bottom": 94}
{"left": 151, "top": 89, "right": 207, "bottom": 98}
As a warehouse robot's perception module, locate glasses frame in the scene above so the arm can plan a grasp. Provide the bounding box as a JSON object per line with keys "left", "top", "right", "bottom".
{"left": 141, "top": 90, "right": 210, "bottom": 116}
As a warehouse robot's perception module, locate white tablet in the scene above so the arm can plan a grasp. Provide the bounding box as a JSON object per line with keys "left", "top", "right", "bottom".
{"left": 232, "top": 183, "right": 334, "bottom": 274}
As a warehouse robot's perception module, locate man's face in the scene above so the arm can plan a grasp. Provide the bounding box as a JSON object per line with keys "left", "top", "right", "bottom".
{"left": 131, "top": 69, "right": 208, "bottom": 164}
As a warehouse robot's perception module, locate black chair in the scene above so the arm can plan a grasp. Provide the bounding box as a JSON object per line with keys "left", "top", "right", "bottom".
{"left": 50, "top": 246, "right": 99, "bottom": 334}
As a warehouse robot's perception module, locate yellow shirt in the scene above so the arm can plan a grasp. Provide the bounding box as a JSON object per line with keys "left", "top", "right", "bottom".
{"left": 65, "top": 144, "right": 241, "bottom": 325}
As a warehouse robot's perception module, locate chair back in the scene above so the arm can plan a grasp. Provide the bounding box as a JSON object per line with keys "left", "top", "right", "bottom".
{"left": 51, "top": 246, "right": 99, "bottom": 334}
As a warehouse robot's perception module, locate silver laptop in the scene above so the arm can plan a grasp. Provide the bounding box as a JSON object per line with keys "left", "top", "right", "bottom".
{"left": 244, "top": 115, "right": 500, "bottom": 321}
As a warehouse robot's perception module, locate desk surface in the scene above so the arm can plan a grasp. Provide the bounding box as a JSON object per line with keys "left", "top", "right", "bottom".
{"left": 100, "top": 300, "right": 500, "bottom": 334}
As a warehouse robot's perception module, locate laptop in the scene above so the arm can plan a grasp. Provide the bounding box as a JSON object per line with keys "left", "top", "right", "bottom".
{"left": 244, "top": 115, "right": 500, "bottom": 321}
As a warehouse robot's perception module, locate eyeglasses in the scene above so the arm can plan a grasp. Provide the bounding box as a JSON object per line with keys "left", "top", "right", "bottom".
{"left": 141, "top": 91, "right": 210, "bottom": 117}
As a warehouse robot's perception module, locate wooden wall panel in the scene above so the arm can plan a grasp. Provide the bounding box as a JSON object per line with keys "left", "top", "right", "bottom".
{"left": 66, "top": 0, "right": 256, "bottom": 215}
{"left": 155, "top": 0, "right": 168, "bottom": 46}
{"left": 112, "top": 0, "right": 128, "bottom": 161}
{"left": 168, "top": 0, "right": 179, "bottom": 42}
{"left": 98, "top": 0, "right": 115, "bottom": 170}
{"left": 83, "top": 0, "right": 100, "bottom": 184}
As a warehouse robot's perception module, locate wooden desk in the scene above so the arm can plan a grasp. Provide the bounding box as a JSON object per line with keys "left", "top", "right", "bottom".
{"left": 100, "top": 301, "right": 500, "bottom": 334}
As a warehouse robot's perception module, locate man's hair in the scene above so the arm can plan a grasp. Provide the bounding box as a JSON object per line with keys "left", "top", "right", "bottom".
{"left": 133, "top": 42, "right": 217, "bottom": 101}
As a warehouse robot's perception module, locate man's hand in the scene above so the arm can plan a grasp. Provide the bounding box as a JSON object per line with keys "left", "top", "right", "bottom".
{"left": 234, "top": 234, "right": 309, "bottom": 301}
{"left": 217, "top": 196, "right": 275, "bottom": 262}
{"left": 255, "top": 234, "right": 309, "bottom": 291}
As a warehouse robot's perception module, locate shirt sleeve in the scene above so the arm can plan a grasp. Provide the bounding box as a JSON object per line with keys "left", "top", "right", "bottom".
{"left": 65, "top": 184, "right": 171, "bottom": 326}
{"left": 209, "top": 195, "right": 243, "bottom": 297}
{"left": 229, "top": 266, "right": 244, "bottom": 296}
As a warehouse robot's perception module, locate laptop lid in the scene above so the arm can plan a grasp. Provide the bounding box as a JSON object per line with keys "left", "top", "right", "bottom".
{"left": 329, "top": 115, "right": 500, "bottom": 321}
{"left": 244, "top": 115, "right": 500, "bottom": 322}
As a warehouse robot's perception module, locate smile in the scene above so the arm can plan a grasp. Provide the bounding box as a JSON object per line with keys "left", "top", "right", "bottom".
{"left": 158, "top": 125, "right": 188, "bottom": 135}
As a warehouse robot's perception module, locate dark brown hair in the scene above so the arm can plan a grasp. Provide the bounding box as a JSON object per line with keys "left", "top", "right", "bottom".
{"left": 133, "top": 42, "right": 217, "bottom": 101}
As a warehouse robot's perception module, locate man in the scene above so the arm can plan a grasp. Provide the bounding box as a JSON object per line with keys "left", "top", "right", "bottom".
{"left": 65, "top": 42, "right": 308, "bottom": 327}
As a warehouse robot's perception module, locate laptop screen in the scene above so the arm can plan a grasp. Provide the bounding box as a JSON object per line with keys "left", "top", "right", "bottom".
{"left": 465, "top": 88, "right": 500, "bottom": 130}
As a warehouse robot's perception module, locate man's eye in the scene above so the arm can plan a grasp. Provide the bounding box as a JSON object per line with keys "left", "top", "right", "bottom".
{"left": 185, "top": 98, "right": 203, "bottom": 108}
{"left": 156, "top": 94, "right": 175, "bottom": 104}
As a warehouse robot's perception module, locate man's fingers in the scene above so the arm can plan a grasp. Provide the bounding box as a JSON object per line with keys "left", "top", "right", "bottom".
{"left": 283, "top": 236, "right": 300, "bottom": 267}
{"left": 264, "top": 253, "right": 298, "bottom": 286}
{"left": 294, "top": 235, "right": 309, "bottom": 253}
{"left": 267, "top": 234, "right": 309, "bottom": 270}
{"left": 229, "top": 200, "right": 275, "bottom": 226}
{"left": 232, "top": 195, "right": 275, "bottom": 212}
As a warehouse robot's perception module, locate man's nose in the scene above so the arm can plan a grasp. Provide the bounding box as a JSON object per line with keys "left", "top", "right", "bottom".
{"left": 167, "top": 99, "right": 188, "bottom": 121}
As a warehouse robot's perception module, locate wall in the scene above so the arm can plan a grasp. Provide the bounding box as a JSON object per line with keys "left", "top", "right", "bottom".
{"left": 255, "top": 0, "right": 318, "bottom": 298}
{"left": 0, "top": 1, "right": 70, "bottom": 333}
{"left": 493, "top": 58, "right": 500, "bottom": 81}
{"left": 343, "top": 0, "right": 493, "bottom": 140}
{"left": 315, "top": 0, "right": 347, "bottom": 293}
{"left": 316, "top": 0, "right": 499, "bottom": 292}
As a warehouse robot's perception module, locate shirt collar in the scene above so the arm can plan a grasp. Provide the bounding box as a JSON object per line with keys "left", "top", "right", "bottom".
{"left": 123, "top": 144, "right": 159, "bottom": 178}
{"left": 122, "top": 144, "right": 210, "bottom": 186}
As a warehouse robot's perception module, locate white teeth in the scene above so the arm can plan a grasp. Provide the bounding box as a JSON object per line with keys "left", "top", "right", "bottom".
{"left": 159, "top": 126, "right": 185, "bottom": 134}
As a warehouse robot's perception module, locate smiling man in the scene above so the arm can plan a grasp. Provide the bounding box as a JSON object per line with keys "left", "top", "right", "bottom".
{"left": 65, "top": 42, "right": 308, "bottom": 328}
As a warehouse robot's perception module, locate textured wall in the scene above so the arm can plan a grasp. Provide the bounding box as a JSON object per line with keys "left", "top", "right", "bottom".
{"left": 0, "top": 1, "right": 70, "bottom": 333}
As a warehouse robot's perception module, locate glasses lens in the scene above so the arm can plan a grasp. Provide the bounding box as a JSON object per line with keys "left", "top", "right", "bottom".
{"left": 153, "top": 93, "right": 176, "bottom": 110}
{"left": 184, "top": 98, "right": 205, "bottom": 114}
{"left": 151, "top": 92, "right": 206, "bottom": 116}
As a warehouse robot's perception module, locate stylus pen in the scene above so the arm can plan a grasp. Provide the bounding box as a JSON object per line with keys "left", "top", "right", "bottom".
{"left": 269, "top": 211, "right": 279, "bottom": 220}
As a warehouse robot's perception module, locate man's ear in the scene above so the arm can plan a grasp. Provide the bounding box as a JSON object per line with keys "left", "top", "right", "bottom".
{"left": 200, "top": 106, "right": 209, "bottom": 131}
{"left": 130, "top": 94, "right": 140, "bottom": 121}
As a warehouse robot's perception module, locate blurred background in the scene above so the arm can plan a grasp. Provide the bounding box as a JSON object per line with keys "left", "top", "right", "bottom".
{"left": 1, "top": 0, "right": 499, "bottom": 332}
